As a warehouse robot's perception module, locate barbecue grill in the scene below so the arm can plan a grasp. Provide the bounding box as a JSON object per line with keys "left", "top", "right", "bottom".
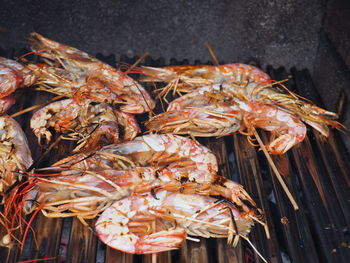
{"left": 0, "top": 1, "right": 349, "bottom": 262}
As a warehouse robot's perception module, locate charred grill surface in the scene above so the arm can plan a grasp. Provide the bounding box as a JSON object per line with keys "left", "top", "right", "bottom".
{"left": 0, "top": 49, "right": 349, "bottom": 263}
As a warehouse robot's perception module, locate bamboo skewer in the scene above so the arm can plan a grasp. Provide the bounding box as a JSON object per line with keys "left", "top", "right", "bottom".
{"left": 152, "top": 221, "right": 157, "bottom": 263}
{"left": 10, "top": 93, "right": 67, "bottom": 118}
{"left": 205, "top": 42, "right": 220, "bottom": 66}
{"left": 252, "top": 128, "right": 299, "bottom": 210}
{"left": 336, "top": 89, "right": 346, "bottom": 121}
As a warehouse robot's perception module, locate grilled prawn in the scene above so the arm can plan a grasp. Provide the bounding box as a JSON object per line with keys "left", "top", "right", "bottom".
{"left": 30, "top": 98, "right": 140, "bottom": 152}
{"left": 22, "top": 166, "right": 261, "bottom": 221}
{"left": 0, "top": 95, "right": 15, "bottom": 115}
{"left": 28, "top": 33, "right": 155, "bottom": 113}
{"left": 0, "top": 115, "right": 33, "bottom": 194}
{"left": 140, "top": 63, "right": 271, "bottom": 100}
{"left": 43, "top": 134, "right": 218, "bottom": 173}
{"left": 21, "top": 134, "right": 262, "bottom": 229}
{"left": 146, "top": 82, "right": 341, "bottom": 154}
{"left": 21, "top": 134, "right": 232, "bottom": 218}
{"left": 95, "top": 190, "right": 257, "bottom": 254}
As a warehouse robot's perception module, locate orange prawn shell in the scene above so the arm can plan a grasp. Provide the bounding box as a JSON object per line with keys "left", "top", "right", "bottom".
{"left": 141, "top": 63, "right": 271, "bottom": 86}
{"left": 0, "top": 116, "right": 33, "bottom": 193}
{"left": 163, "top": 63, "right": 272, "bottom": 84}
{"left": 29, "top": 32, "right": 155, "bottom": 114}
{"left": 95, "top": 190, "right": 254, "bottom": 254}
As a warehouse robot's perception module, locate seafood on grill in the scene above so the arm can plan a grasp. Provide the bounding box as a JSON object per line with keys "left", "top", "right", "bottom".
{"left": 30, "top": 98, "right": 140, "bottom": 152}
{"left": 146, "top": 82, "right": 341, "bottom": 154}
{"left": 22, "top": 166, "right": 262, "bottom": 222}
{"left": 140, "top": 63, "right": 271, "bottom": 100}
{"left": 21, "top": 134, "right": 222, "bottom": 216}
{"left": 20, "top": 134, "right": 263, "bottom": 225}
{"left": 0, "top": 115, "right": 33, "bottom": 194}
{"left": 45, "top": 134, "right": 218, "bottom": 173}
{"left": 1, "top": 134, "right": 216, "bottom": 244}
{"left": 95, "top": 190, "right": 260, "bottom": 255}
{"left": 28, "top": 33, "right": 155, "bottom": 114}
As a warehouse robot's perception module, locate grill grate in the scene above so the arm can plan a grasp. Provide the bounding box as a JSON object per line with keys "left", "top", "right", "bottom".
{"left": 0, "top": 49, "right": 349, "bottom": 263}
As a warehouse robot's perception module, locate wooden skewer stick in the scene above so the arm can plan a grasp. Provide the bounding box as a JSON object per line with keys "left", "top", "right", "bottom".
{"left": 152, "top": 220, "right": 157, "bottom": 263}
{"left": 125, "top": 52, "right": 156, "bottom": 116}
{"left": 152, "top": 252, "right": 157, "bottom": 263}
{"left": 336, "top": 88, "right": 346, "bottom": 120}
{"left": 205, "top": 42, "right": 220, "bottom": 66}
{"left": 10, "top": 104, "right": 44, "bottom": 118}
{"left": 10, "top": 93, "right": 67, "bottom": 118}
{"left": 186, "top": 236, "right": 200, "bottom": 242}
{"left": 253, "top": 128, "right": 299, "bottom": 210}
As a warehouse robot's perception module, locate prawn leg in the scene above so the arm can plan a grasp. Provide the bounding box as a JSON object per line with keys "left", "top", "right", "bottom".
{"left": 96, "top": 190, "right": 257, "bottom": 254}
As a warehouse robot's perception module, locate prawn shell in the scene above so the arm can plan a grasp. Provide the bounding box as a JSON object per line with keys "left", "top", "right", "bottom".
{"left": 103, "top": 134, "right": 218, "bottom": 173}
{"left": 0, "top": 116, "right": 33, "bottom": 193}
{"left": 30, "top": 33, "right": 155, "bottom": 114}
{"left": 96, "top": 190, "right": 254, "bottom": 254}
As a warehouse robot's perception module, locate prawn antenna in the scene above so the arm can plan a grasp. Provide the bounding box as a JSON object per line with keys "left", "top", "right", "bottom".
{"left": 16, "top": 256, "right": 58, "bottom": 263}
{"left": 132, "top": 77, "right": 155, "bottom": 115}
{"left": 272, "top": 78, "right": 314, "bottom": 104}
{"left": 12, "top": 170, "right": 62, "bottom": 178}
{"left": 121, "top": 52, "right": 155, "bottom": 115}
{"left": 239, "top": 234, "right": 268, "bottom": 263}
{"left": 205, "top": 42, "right": 220, "bottom": 66}
{"left": 252, "top": 128, "right": 299, "bottom": 210}
{"left": 15, "top": 49, "right": 45, "bottom": 62}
